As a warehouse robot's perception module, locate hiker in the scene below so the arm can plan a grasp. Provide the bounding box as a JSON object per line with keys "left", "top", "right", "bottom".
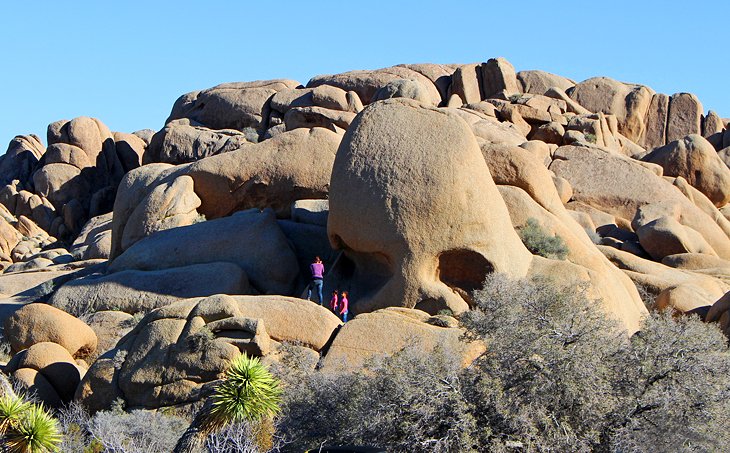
{"left": 339, "top": 291, "right": 349, "bottom": 322}
{"left": 306, "top": 256, "right": 324, "bottom": 305}
{"left": 330, "top": 290, "right": 339, "bottom": 312}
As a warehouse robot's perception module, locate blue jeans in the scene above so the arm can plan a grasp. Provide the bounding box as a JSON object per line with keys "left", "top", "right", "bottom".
{"left": 307, "top": 279, "right": 324, "bottom": 305}
{"left": 342, "top": 311, "right": 348, "bottom": 322}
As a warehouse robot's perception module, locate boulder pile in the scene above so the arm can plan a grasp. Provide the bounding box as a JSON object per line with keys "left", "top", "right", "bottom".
{"left": 0, "top": 56, "right": 728, "bottom": 411}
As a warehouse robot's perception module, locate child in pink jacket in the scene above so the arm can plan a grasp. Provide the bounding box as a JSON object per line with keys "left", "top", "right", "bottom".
{"left": 339, "top": 291, "right": 349, "bottom": 322}
{"left": 330, "top": 290, "right": 339, "bottom": 312}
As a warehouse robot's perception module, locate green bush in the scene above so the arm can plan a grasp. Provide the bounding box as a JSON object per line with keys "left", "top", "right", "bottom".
{"left": 518, "top": 217, "right": 569, "bottom": 259}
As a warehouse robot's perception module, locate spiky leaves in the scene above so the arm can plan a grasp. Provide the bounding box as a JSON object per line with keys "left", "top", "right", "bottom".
{"left": 204, "top": 354, "right": 282, "bottom": 431}
{"left": 3, "top": 403, "right": 61, "bottom": 453}
{"left": 0, "top": 395, "right": 31, "bottom": 434}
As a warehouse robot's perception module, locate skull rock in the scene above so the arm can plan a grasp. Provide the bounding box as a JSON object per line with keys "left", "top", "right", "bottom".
{"left": 328, "top": 98, "right": 533, "bottom": 315}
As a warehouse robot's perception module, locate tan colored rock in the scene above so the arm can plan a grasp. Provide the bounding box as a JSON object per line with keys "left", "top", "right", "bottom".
{"left": 32, "top": 163, "right": 89, "bottom": 211}
{"left": 167, "top": 79, "right": 300, "bottom": 131}
{"left": 480, "top": 57, "right": 520, "bottom": 98}
{"left": 0, "top": 135, "right": 44, "bottom": 186}
{"left": 110, "top": 209, "right": 299, "bottom": 295}
{"left": 531, "top": 121, "right": 565, "bottom": 145}
{"left": 187, "top": 127, "right": 341, "bottom": 218}
{"left": 703, "top": 110, "right": 725, "bottom": 138}
{"left": 662, "top": 253, "right": 730, "bottom": 271}
{"left": 284, "top": 106, "right": 356, "bottom": 131}
{"left": 399, "top": 63, "right": 455, "bottom": 102}
{"left": 42, "top": 143, "right": 91, "bottom": 169}
{"left": 450, "top": 64, "right": 482, "bottom": 104}
{"left": 4, "top": 303, "right": 97, "bottom": 358}
{"left": 568, "top": 77, "right": 654, "bottom": 143}
{"left": 642, "top": 93, "right": 669, "bottom": 150}
{"left": 109, "top": 163, "right": 181, "bottom": 259}
{"left": 12, "top": 368, "right": 62, "bottom": 408}
{"left": 636, "top": 216, "right": 717, "bottom": 260}
{"left": 77, "top": 295, "right": 340, "bottom": 411}
{"left": 84, "top": 311, "right": 134, "bottom": 358}
{"left": 113, "top": 131, "right": 147, "bottom": 172}
{"left": 550, "top": 145, "right": 730, "bottom": 259}
{"left": 121, "top": 175, "right": 201, "bottom": 251}
{"left": 145, "top": 120, "right": 251, "bottom": 165}
{"left": 329, "top": 98, "right": 533, "bottom": 315}
{"left": 545, "top": 87, "right": 591, "bottom": 115}
{"left": 666, "top": 93, "right": 703, "bottom": 143}
{"left": 371, "top": 78, "right": 433, "bottom": 104}
{"left": 71, "top": 213, "right": 112, "bottom": 260}
{"left": 599, "top": 246, "right": 728, "bottom": 299}
{"left": 655, "top": 283, "right": 718, "bottom": 314}
{"left": 320, "top": 308, "right": 484, "bottom": 370}
{"left": 517, "top": 70, "right": 575, "bottom": 95}
{"left": 496, "top": 184, "right": 647, "bottom": 333}
{"left": 5, "top": 341, "right": 83, "bottom": 404}
{"left": 49, "top": 262, "right": 250, "bottom": 316}
{"left": 0, "top": 218, "right": 22, "bottom": 259}
{"left": 307, "top": 67, "right": 441, "bottom": 105}
{"left": 642, "top": 135, "right": 730, "bottom": 207}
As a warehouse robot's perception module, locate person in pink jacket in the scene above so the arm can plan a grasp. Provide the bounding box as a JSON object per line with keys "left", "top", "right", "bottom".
{"left": 330, "top": 290, "right": 339, "bottom": 312}
{"left": 339, "top": 291, "right": 349, "bottom": 322}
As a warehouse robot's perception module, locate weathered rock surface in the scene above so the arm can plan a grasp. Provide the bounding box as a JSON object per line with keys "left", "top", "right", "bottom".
{"left": 4, "top": 303, "right": 97, "bottom": 358}
{"left": 76, "top": 295, "right": 341, "bottom": 411}
{"left": 167, "top": 79, "right": 300, "bottom": 132}
{"left": 49, "top": 262, "right": 250, "bottom": 316}
{"left": 110, "top": 209, "right": 299, "bottom": 295}
{"left": 320, "top": 308, "right": 484, "bottom": 370}
{"left": 186, "top": 127, "right": 341, "bottom": 219}
{"left": 642, "top": 135, "right": 730, "bottom": 207}
{"left": 328, "top": 98, "right": 532, "bottom": 315}
{"left": 5, "top": 341, "right": 84, "bottom": 407}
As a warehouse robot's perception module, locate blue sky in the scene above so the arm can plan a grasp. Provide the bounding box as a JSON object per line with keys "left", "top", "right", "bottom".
{"left": 1, "top": 1, "right": 726, "bottom": 148}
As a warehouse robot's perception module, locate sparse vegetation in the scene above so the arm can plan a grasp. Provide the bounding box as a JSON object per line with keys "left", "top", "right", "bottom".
{"left": 518, "top": 217, "right": 569, "bottom": 259}
{"left": 584, "top": 132, "right": 597, "bottom": 143}
{"left": 508, "top": 93, "right": 522, "bottom": 103}
{"left": 274, "top": 274, "right": 730, "bottom": 452}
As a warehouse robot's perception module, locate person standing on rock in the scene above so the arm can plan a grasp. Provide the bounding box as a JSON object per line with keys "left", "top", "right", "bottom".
{"left": 339, "top": 291, "right": 349, "bottom": 322}
{"left": 306, "top": 256, "right": 325, "bottom": 305}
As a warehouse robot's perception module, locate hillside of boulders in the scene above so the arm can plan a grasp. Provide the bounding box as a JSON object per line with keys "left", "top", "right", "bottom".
{"left": 0, "top": 57, "right": 729, "bottom": 418}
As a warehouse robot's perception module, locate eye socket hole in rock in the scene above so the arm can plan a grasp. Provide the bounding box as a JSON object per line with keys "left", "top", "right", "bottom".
{"left": 437, "top": 249, "right": 494, "bottom": 305}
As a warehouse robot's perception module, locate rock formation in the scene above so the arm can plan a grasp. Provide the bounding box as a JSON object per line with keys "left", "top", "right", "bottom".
{"left": 0, "top": 56, "right": 728, "bottom": 412}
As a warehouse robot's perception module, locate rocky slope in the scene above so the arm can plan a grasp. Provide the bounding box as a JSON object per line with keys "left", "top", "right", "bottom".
{"left": 0, "top": 57, "right": 729, "bottom": 412}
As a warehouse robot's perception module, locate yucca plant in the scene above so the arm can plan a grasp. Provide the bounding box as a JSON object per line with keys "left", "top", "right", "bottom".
{"left": 0, "top": 394, "right": 31, "bottom": 434}
{"left": 173, "top": 354, "right": 282, "bottom": 453}
{"left": 4, "top": 404, "right": 61, "bottom": 453}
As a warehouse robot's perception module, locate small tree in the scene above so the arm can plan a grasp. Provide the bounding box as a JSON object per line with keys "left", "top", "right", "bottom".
{"left": 174, "top": 354, "right": 282, "bottom": 453}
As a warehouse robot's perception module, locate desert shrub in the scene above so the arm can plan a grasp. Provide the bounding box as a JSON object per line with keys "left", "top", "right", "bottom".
{"left": 584, "top": 132, "right": 597, "bottom": 143}
{"left": 278, "top": 342, "right": 476, "bottom": 453}
{"left": 205, "top": 421, "right": 281, "bottom": 453}
{"left": 241, "top": 127, "right": 260, "bottom": 143}
{"left": 87, "top": 408, "right": 188, "bottom": 453}
{"left": 608, "top": 311, "right": 730, "bottom": 451}
{"left": 274, "top": 274, "right": 730, "bottom": 452}
{"left": 518, "top": 218, "right": 569, "bottom": 259}
{"left": 460, "top": 274, "right": 628, "bottom": 451}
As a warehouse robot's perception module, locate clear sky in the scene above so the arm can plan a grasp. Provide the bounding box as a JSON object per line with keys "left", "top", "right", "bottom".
{"left": 1, "top": 1, "right": 726, "bottom": 148}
